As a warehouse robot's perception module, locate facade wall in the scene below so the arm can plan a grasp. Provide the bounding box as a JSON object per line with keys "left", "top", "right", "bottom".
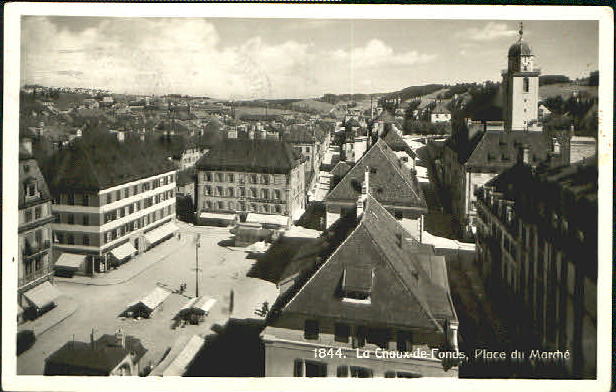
{"left": 51, "top": 171, "right": 177, "bottom": 268}
{"left": 264, "top": 340, "right": 457, "bottom": 378}
{"left": 504, "top": 73, "right": 540, "bottom": 131}
{"left": 196, "top": 170, "right": 294, "bottom": 216}
{"left": 264, "top": 312, "right": 456, "bottom": 378}
{"left": 18, "top": 199, "right": 55, "bottom": 309}
{"left": 475, "top": 189, "right": 596, "bottom": 378}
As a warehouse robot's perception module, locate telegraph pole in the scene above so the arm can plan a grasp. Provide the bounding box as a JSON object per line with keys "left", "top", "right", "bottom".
{"left": 195, "top": 233, "right": 200, "bottom": 297}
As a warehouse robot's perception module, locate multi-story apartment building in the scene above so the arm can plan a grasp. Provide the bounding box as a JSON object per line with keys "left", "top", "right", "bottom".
{"left": 45, "top": 134, "right": 178, "bottom": 276}
{"left": 263, "top": 192, "right": 459, "bottom": 377}
{"left": 439, "top": 25, "right": 571, "bottom": 239}
{"left": 18, "top": 138, "right": 57, "bottom": 322}
{"left": 475, "top": 157, "right": 597, "bottom": 378}
{"left": 195, "top": 138, "right": 306, "bottom": 223}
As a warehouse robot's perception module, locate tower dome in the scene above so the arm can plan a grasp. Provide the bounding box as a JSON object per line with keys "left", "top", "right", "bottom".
{"left": 508, "top": 22, "right": 532, "bottom": 57}
{"left": 508, "top": 41, "right": 532, "bottom": 57}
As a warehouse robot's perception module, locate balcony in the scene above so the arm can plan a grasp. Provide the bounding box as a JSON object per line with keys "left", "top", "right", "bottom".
{"left": 19, "top": 266, "right": 53, "bottom": 288}
{"left": 22, "top": 240, "right": 51, "bottom": 258}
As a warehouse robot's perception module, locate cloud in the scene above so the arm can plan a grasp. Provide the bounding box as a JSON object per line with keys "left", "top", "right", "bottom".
{"left": 456, "top": 22, "right": 518, "bottom": 42}
{"left": 21, "top": 17, "right": 436, "bottom": 98}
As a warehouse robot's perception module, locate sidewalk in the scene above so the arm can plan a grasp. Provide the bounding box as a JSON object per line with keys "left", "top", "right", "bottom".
{"left": 55, "top": 235, "right": 189, "bottom": 286}
{"left": 18, "top": 295, "right": 78, "bottom": 337}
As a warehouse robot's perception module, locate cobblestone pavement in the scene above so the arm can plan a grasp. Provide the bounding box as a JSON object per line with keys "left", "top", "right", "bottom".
{"left": 17, "top": 224, "right": 277, "bottom": 375}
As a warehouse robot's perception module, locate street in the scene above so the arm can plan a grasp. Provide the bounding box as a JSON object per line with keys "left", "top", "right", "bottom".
{"left": 17, "top": 224, "right": 276, "bottom": 375}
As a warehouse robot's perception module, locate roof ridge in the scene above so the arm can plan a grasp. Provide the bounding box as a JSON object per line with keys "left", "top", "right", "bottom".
{"left": 359, "top": 220, "right": 442, "bottom": 332}
{"left": 375, "top": 140, "right": 421, "bottom": 202}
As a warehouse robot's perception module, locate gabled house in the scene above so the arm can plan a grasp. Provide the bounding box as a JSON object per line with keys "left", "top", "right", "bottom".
{"left": 262, "top": 193, "right": 459, "bottom": 378}
{"left": 324, "top": 139, "right": 427, "bottom": 240}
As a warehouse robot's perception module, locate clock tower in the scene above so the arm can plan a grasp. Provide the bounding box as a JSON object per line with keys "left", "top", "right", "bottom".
{"left": 502, "top": 23, "right": 541, "bottom": 131}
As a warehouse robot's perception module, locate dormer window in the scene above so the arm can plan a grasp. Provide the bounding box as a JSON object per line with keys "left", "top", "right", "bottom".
{"left": 25, "top": 181, "right": 38, "bottom": 199}
{"left": 341, "top": 266, "right": 373, "bottom": 303}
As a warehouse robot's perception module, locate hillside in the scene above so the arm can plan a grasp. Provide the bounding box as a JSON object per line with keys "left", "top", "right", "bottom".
{"left": 539, "top": 83, "right": 598, "bottom": 101}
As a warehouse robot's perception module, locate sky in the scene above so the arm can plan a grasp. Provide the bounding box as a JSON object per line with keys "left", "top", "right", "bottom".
{"left": 20, "top": 17, "right": 599, "bottom": 99}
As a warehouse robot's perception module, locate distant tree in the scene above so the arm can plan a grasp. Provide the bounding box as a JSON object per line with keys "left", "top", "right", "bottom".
{"left": 587, "top": 71, "right": 599, "bottom": 86}
{"left": 539, "top": 75, "right": 571, "bottom": 86}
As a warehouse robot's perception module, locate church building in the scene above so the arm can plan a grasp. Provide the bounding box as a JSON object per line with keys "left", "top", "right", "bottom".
{"left": 438, "top": 23, "right": 572, "bottom": 239}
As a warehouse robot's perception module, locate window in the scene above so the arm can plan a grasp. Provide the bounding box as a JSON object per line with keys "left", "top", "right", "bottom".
{"left": 350, "top": 366, "right": 373, "bottom": 378}
{"left": 304, "top": 361, "right": 327, "bottom": 377}
{"left": 274, "top": 189, "right": 281, "bottom": 199}
{"left": 67, "top": 214, "right": 74, "bottom": 224}
{"left": 218, "top": 201, "right": 225, "bottom": 210}
{"left": 204, "top": 186, "right": 211, "bottom": 196}
{"left": 107, "top": 193, "right": 112, "bottom": 204}
{"left": 228, "top": 174, "right": 234, "bottom": 183}
{"left": 217, "top": 186, "right": 224, "bottom": 196}
{"left": 67, "top": 193, "right": 75, "bottom": 205}
{"left": 116, "top": 190, "right": 121, "bottom": 200}
{"left": 394, "top": 210, "right": 403, "bottom": 220}
{"left": 397, "top": 331, "right": 412, "bottom": 352}
{"left": 35, "top": 256, "right": 43, "bottom": 271}
{"left": 205, "top": 172, "right": 212, "bottom": 182}
{"left": 523, "top": 77, "right": 529, "bottom": 93}
{"left": 262, "top": 175, "right": 270, "bottom": 185}
{"left": 83, "top": 215, "right": 89, "bottom": 226}
{"left": 250, "top": 188, "right": 258, "bottom": 198}
{"left": 25, "top": 259, "right": 33, "bottom": 275}
{"left": 385, "top": 371, "right": 421, "bottom": 378}
{"left": 228, "top": 187, "right": 234, "bottom": 197}
{"left": 293, "top": 360, "right": 304, "bottom": 377}
{"left": 304, "top": 320, "right": 319, "bottom": 340}
{"left": 67, "top": 234, "right": 74, "bottom": 245}
{"left": 336, "top": 366, "right": 349, "bottom": 377}
{"left": 56, "top": 233, "right": 64, "bottom": 244}
{"left": 133, "top": 185, "right": 139, "bottom": 194}
{"left": 261, "top": 189, "right": 269, "bottom": 199}
{"left": 83, "top": 235, "right": 90, "bottom": 246}
{"left": 335, "top": 323, "right": 350, "bottom": 343}
{"left": 275, "top": 205, "right": 282, "bottom": 213}
{"left": 82, "top": 194, "right": 89, "bottom": 206}
{"left": 35, "top": 206, "right": 42, "bottom": 220}
{"left": 25, "top": 183, "right": 37, "bottom": 197}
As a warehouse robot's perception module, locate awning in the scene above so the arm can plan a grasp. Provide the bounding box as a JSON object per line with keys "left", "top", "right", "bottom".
{"left": 245, "top": 213, "right": 289, "bottom": 227}
{"left": 178, "top": 296, "right": 217, "bottom": 315}
{"left": 150, "top": 335, "right": 204, "bottom": 376}
{"left": 199, "top": 212, "right": 237, "bottom": 220}
{"left": 110, "top": 242, "right": 137, "bottom": 261}
{"left": 54, "top": 253, "right": 86, "bottom": 270}
{"left": 23, "top": 281, "right": 61, "bottom": 309}
{"left": 133, "top": 286, "right": 171, "bottom": 312}
{"left": 144, "top": 222, "right": 179, "bottom": 244}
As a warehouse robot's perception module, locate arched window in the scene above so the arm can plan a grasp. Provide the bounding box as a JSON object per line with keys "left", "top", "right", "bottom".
{"left": 523, "top": 77, "right": 529, "bottom": 93}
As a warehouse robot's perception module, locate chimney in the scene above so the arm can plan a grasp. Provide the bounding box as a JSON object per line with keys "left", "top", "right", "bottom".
{"left": 518, "top": 145, "right": 530, "bottom": 164}
{"left": 20, "top": 138, "right": 33, "bottom": 155}
{"left": 356, "top": 167, "right": 370, "bottom": 219}
{"left": 115, "top": 328, "right": 126, "bottom": 348}
{"left": 90, "top": 329, "right": 95, "bottom": 350}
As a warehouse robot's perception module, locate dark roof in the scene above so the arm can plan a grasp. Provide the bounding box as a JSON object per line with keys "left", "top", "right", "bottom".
{"left": 325, "top": 139, "right": 426, "bottom": 210}
{"left": 176, "top": 167, "right": 196, "bottom": 186}
{"left": 432, "top": 103, "right": 450, "bottom": 115}
{"left": 282, "top": 126, "right": 315, "bottom": 144}
{"left": 196, "top": 139, "right": 303, "bottom": 174}
{"left": 44, "top": 132, "right": 176, "bottom": 193}
{"left": 276, "top": 194, "right": 456, "bottom": 331}
{"left": 19, "top": 155, "right": 52, "bottom": 209}
{"left": 465, "top": 130, "right": 553, "bottom": 171}
{"left": 508, "top": 40, "right": 532, "bottom": 57}
{"left": 330, "top": 161, "right": 351, "bottom": 178}
{"left": 376, "top": 110, "right": 395, "bottom": 123}
{"left": 381, "top": 128, "right": 416, "bottom": 158}
{"left": 45, "top": 334, "right": 147, "bottom": 375}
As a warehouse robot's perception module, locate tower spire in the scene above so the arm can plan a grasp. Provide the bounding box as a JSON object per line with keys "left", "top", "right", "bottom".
{"left": 518, "top": 22, "right": 524, "bottom": 41}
